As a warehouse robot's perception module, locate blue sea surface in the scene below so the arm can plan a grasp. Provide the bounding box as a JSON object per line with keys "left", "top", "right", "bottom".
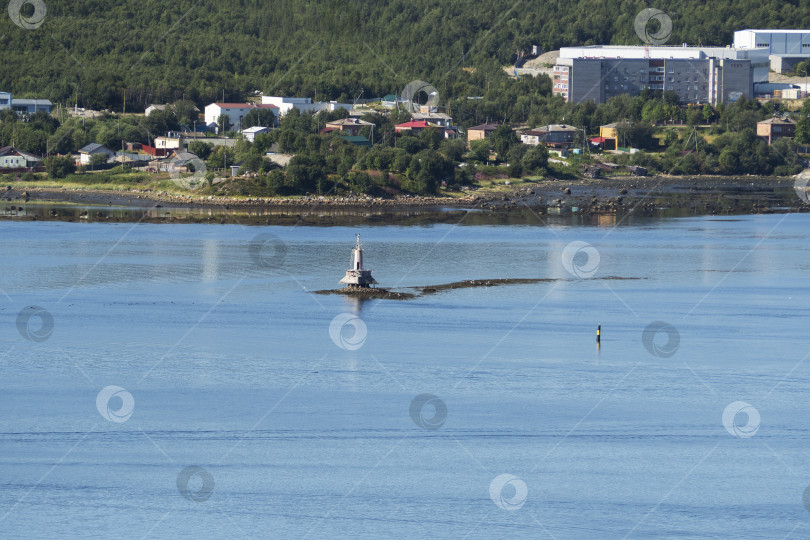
{"left": 1, "top": 214, "right": 809, "bottom": 538}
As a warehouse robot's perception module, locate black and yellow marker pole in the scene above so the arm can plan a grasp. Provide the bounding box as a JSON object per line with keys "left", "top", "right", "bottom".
{"left": 597, "top": 323, "right": 601, "bottom": 345}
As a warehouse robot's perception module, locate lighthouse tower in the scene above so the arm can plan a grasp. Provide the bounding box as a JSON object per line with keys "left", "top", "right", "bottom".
{"left": 339, "top": 234, "right": 378, "bottom": 288}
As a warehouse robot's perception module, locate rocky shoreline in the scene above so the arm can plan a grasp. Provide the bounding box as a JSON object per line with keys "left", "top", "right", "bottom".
{"left": 0, "top": 175, "right": 806, "bottom": 224}
{"left": 313, "top": 276, "right": 646, "bottom": 301}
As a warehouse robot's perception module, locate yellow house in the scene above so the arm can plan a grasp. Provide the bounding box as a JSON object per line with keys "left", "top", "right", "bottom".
{"left": 599, "top": 123, "right": 619, "bottom": 150}
{"left": 467, "top": 123, "right": 500, "bottom": 143}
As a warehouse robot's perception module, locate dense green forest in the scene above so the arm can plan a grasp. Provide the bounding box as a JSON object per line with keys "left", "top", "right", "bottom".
{"left": 2, "top": 0, "right": 809, "bottom": 110}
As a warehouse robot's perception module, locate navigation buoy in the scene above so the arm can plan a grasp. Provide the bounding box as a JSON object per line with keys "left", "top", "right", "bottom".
{"left": 597, "top": 323, "right": 601, "bottom": 345}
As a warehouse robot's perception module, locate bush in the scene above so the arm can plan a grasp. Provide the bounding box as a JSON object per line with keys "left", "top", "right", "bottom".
{"left": 188, "top": 140, "right": 213, "bottom": 160}
{"left": 44, "top": 155, "right": 76, "bottom": 179}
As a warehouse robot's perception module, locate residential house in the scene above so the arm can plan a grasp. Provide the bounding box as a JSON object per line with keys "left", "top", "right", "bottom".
{"left": 324, "top": 117, "right": 373, "bottom": 136}
{"left": 394, "top": 119, "right": 436, "bottom": 134}
{"left": 261, "top": 96, "right": 354, "bottom": 116}
{"left": 412, "top": 112, "right": 453, "bottom": 128}
{"left": 520, "top": 130, "right": 546, "bottom": 146}
{"left": 145, "top": 104, "right": 168, "bottom": 116}
{"left": 154, "top": 135, "right": 182, "bottom": 151}
{"left": 467, "top": 123, "right": 500, "bottom": 142}
{"left": 242, "top": 126, "right": 271, "bottom": 142}
{"left": 113, "top": 152, "right": 153, "bottom": 166}
{"left": 78, "top": 143, "right": 115, "bottom": 165}
{"left": 411, "top": 112, "right": 459, "bottom": 138}
{"left": 757, "top": 117, "right": 796, "bottom": 144}
{"left": 204, "top": 102, "right": 279, "bottom": 132}
{"left": 537, "top": 124, "right": 579, "bottom": 148}
{"left": 155, "top": 151, "right": 201, "bottom": 173}
{"left": 145, "top": 103, "right": 201, "bottom": 117}
{"left": 599, "top": 123, "right": 620, "bottom": 150}
{"left": 0, "top": 146, "right": 41, "bottom": 169}
{"left": 141, "top": 143, "right": 171, "bottom": 157}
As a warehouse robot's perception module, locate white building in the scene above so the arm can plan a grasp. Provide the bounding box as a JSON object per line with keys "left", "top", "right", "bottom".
{"left": 0, "top": 146, "right": 41, "bottom": 168}
{"left": 261, "top": 96, "right": 353, "bottom": 116}
{"left": 0, "top": 92, "right": 11, "bottom": 111}
{"left": 145, "top": 104, "right": 168, "bottom": 116}
{"left": 154, "top": 136, "right": 181, "bottom": 150}
{"left": 78, "top": 143, "right": 114, "bottom": 165}
{"left": 203, "top": 102, "right": 279, "bottom": 131}
{"left": 242, "top": 126, "right": 271, "bottom": 142}
{"left": 734, "top": 29, "right": 810, "bottom": 73}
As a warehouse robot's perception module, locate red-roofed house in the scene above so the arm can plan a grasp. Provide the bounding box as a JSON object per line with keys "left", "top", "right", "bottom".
{"left": 204, "top": 102, "right": 279, "bottom": 131}
{"left": 394, "top": 120, "right": 436, "bottom": 134}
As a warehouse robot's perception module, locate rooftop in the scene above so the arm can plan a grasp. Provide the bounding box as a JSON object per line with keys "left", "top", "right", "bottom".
{"left": 558, "top": 44, "right": 768, "bottom": 61}
{"left": 395, "top": 120, "right": 436, "bottom": 129}
{"left": 78, "top": 143, "right": 112, "bottom": 154}
{"left": 736, "top": 29, "right": 810, "bottom": 34}
{"left": 325, "top": 118, "right": 373, "bottom": 126}
{"left": 469, "top": 123, "right": 500, "bottom": 131}
{"left": 758, "top": 117, "right": 796, "bottom": 125}
{"left": 242, "top": 126, "right": 271, "bottom": 133}
{"left": 536, "top": 124, "right": 579, "bottom": 132}
{"left": 212, "top": 103, "right": 278, "bottom": 109}
{"left": 12, "top": 98, "right": 52, "bottom": 106}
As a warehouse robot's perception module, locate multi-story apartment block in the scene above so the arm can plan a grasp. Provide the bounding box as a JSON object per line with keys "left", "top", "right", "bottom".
{"left": 552, "top": 45, "right": 768, "bottom": 105}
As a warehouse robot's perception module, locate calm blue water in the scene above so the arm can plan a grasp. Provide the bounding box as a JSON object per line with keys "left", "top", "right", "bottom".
{"left": 1, "top": 214, "right": 810, "bottom": 538}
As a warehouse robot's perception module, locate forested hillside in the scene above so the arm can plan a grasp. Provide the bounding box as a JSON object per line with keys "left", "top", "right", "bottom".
{"left": 1, "top": 0, "right": 808, "bottom": 110}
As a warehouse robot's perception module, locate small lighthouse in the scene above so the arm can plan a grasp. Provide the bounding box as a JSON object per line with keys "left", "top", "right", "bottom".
{"left": 339, "top": 234, "right": 378, "bottom": 288}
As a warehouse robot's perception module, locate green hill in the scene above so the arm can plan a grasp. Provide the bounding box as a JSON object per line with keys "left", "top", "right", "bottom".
{"left": 1, "top": 0, "right": 807, "bottom": 110}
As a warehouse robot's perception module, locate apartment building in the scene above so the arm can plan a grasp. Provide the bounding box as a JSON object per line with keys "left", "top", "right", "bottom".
{"left": 552, "top": 45, "right": 767, "bottom": 105}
